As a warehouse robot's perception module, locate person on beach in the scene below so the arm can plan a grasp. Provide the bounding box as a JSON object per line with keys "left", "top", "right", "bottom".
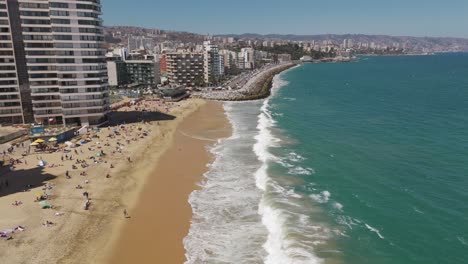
{"left": 123, "top": 209, "right": 129, "bottom": 218}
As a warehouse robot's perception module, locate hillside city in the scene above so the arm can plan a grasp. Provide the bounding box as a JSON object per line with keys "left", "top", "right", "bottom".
{"left": 104, "top": 25, "right": 468, "bottom": 91}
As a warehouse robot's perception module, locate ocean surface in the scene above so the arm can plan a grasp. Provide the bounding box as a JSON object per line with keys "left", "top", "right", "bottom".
{"left": 184, "top": 53, "right": 468, "bottom": 264}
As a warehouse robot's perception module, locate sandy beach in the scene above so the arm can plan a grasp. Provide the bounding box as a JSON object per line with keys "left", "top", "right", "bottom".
{"left": 107, "top": 100, "right": 230, "bottom": 264}
{"left": 0, "top": 98, "right": 228, "bottom": 264}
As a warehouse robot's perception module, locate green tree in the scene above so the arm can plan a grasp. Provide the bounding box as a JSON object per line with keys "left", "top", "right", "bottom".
{"left": 193, "top": 75, "right": 205, "bottom": 87}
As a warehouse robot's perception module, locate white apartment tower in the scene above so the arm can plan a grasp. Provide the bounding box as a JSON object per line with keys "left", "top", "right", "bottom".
{"left": 203, "top": 41, "right": 222, "bottom": 84}
{"left": 0, "top": 0, "right": 109, "bottom": 126}
{"left": 239, "top": 48, "right": 255, "bottom": 70}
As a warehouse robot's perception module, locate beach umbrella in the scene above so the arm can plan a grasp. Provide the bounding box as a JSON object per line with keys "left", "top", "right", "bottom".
{"left": 30, "top": 142, "right": 39, "bottom": 146}
{"left": 34, "top": 139, "right": 45, "bottom": 143}
{"left": 48, "top": 137, "right": 58, "bottom": 142}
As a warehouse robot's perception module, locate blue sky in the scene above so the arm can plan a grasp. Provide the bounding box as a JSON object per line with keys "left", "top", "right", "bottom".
{"left": 102, "top": 0, "right": 468, "bottom": 38}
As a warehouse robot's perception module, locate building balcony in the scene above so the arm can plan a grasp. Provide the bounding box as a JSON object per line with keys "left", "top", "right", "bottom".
{"left": 34, "top": 109, "right": 63, "bottom": 116}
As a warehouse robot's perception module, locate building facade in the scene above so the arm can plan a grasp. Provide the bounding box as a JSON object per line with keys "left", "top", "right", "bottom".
{"left": 203, "top": 41, "right": 223, "bottom": 84}
{"left": 0, "top": 1, "right": 26, "bottom": 124}
{"left": 159, "top": 54, "right": 167, "bottom": 75}
{"left": 166, "top": 52, "right": 204, "bottom": 87}
{"left": 0, "top": 0, "right": 110, "bottom": 126}
{"left": 107, "top": 56, "right": 128, "bottom": 87}
{"left": 125, "top": 56, "right": 160, "bottom": 87}
{"left": 238, "top": 48, "right": 255, "bottom": 70}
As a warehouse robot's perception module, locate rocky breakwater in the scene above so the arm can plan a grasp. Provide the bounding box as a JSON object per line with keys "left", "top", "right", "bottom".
{"left": 200, "top": 62, "right": 296, "bottom": 101}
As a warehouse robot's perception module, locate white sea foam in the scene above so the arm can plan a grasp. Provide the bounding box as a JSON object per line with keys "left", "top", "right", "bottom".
{"left": 337, "top": 216, "right": 358, "bottom": 230}
{"left": 288, "top": 152, "right": 306, "bottom": 162}
{"left": 412, "top": 206, "right": 424, "bottom": 214}
{"left": 333, "top": 202, "right": 344, "bottom": 211}
{"left": 184, "top": 101, "right": 268, "bottom": 263}
{"left": 255, "top": 74, "right": 325, "bottom": 264}
{"left": 260, "top": 201, "right": 323, "bottom": 264}
{"left": 457, "top": 236, "right": 468, "bottom": 246}
{"left": 310, "top": 191, "right": 331, "bottom": 204}
{"left": 288, "top": 166, "right": 315, "bottom": 176}
{"left": 185, "top": 70, "right": 328, "bottom": 264}
{"left": 365, "top": 223, "right": 385, "bottom": 239}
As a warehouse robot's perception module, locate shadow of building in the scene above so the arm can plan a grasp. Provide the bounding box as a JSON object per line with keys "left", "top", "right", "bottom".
{"left": 105, "top": 111, "right": 176, "bottom": 127}
{"left": 0, "top": 165, "right": 57, "bottom": 198}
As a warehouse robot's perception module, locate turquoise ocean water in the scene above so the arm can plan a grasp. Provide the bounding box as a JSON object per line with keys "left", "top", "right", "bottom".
{"left": 185, "top": 53, "right": 468, "bottom": 264}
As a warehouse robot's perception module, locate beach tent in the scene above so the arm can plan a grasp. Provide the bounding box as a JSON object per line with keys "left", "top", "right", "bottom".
{"left": 48, "top": 137, "right": 57, "bottom": 142}
{"left": 34, "top": 139, "right": 45, "bottom": 143}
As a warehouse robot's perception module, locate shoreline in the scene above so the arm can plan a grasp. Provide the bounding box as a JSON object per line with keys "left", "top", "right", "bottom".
{"left": 0, "top": 98, "right": 211, "bottom": 264}
{"left": 105, "top": 100, "right": 231, "bottom": 263}
{"left": 198, "top": 62, "right": 296, "bottom": 101}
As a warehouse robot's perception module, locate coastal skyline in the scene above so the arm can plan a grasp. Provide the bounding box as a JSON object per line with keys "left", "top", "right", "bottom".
{"left": 102, "top": 0, "right": 468, "bottom": 38}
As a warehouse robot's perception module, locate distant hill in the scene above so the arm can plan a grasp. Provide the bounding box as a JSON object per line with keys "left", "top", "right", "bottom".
{"left": 218, "top": 33, "right": 468, "bottom": 52}
{"left": 103, "top": 25, "right": 468, "bottom": 52}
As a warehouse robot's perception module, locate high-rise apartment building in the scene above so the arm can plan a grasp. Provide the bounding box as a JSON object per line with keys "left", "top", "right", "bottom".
{"left": 203, "top": 41, "right": 223, "bottom": 84}
{"left": 166, "top": 51, "right": 204, "bottom": 87}
{"left": 0, "top": 0, "right": 109, "bottom": 126}
{"left": 0, "top": 1, "right": 26, "bottom": 124}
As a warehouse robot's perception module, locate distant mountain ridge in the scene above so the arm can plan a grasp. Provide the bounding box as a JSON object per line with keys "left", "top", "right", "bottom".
{"left": 219, "top": 33, "right": 468, "bottom": 41}
{"left": 218, "top": 33, "right": 468, "bottom": 52}
{"left": 104, "top": 25, "right": 468, "bottom": 52}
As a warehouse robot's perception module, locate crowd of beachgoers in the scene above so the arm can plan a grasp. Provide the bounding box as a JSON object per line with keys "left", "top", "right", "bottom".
{"left": 0, "top": 98, "right": 205, "bottom": 263}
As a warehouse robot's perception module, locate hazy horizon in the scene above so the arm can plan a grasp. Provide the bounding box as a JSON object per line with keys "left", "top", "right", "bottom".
{"left": 102, "top": 0, "right": 468, "bottom": 38}
{"left": 105, "top": 24, "right": 468, "bottom": 40}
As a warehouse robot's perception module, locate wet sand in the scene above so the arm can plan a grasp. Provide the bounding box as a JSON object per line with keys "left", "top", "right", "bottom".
{"left": 107, "top": 101, "right": 231, "bottom": 264}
